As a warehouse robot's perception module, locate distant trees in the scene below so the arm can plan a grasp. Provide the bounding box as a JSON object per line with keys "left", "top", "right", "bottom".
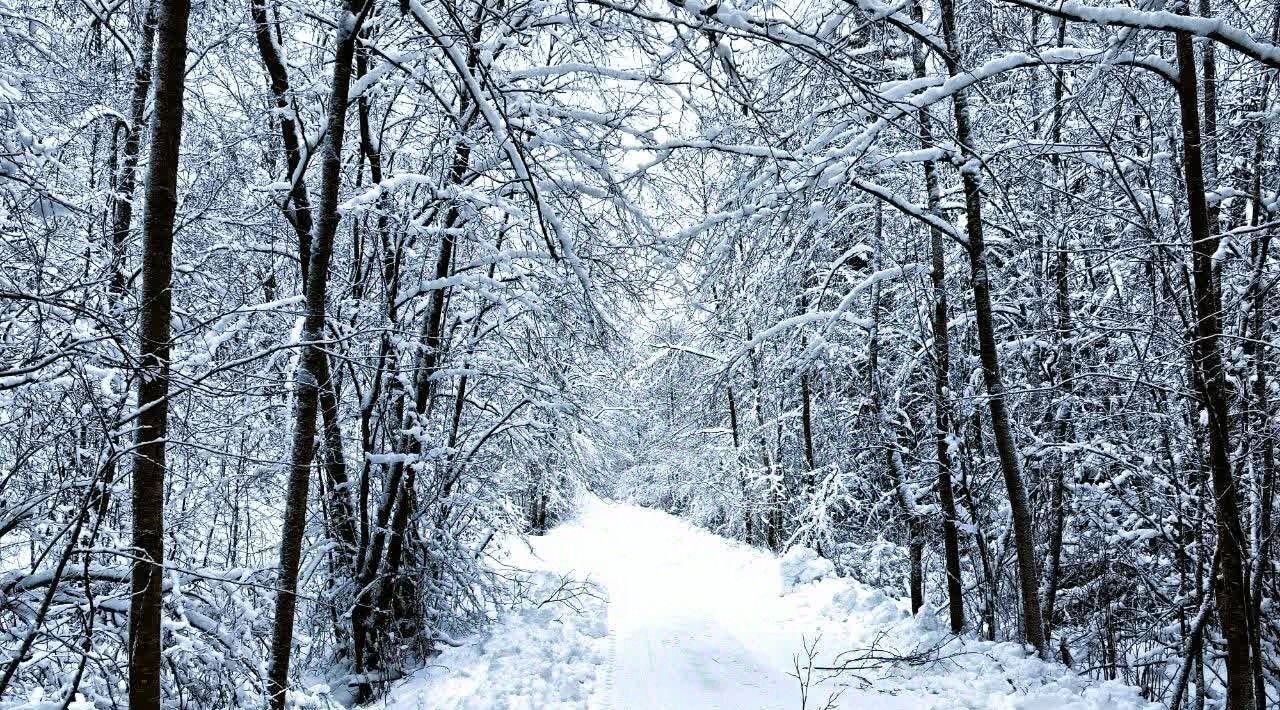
{"left": 593, "top": 0, "right": 1280, "bottom": 705}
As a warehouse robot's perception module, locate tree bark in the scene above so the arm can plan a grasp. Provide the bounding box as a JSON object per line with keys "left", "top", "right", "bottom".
{"left": 728, "top": 388, "right": 753, "bottom": 543}
{"left": 265, "top": 2, "right": 364, "bottom": 707}
{"left": 800, "top": 372, "right": 816, "bottom": 497}
{"left": 251, "top": 0, "right": 359, "bottom": 574}
{"left": 1246, "top": 234, "right": 1273, "bottom": 710}
{"left": 251, "top": 0, "right": 314, "bottom": 279}
{"left": 910, "top": 0, "right": 964, "bottom": 634}
{"left": 108, "top": 3, "right": 156, "bottom": 301}
{"left": 938, "top": 0, "right": 1047, "bottom": 655}
{"left": 317, "top": 359, "right": 357, "bottom": 570}
{"left": 1173, "top": 21, "right": 1256, "bottom": 710}
{"left": 91, "top": 0, "right": 156, "bottom": 550}
{"left": 128, "top": 0, "right": 191, "bottom": 707}
{"left": 351, "top": 31, "right": 401, "bottom": 580}
{"left": 1170, "top": 542, "right": 1220, "bottom": 710}
{"left": 351, "top": 34, "right": 479, "bottom": 681}
{"left": 1040, "top": 19, "right": 1073, "bottom": 643}
{"left": 1240, "top": 23, "right": 1274, "bottom": 707}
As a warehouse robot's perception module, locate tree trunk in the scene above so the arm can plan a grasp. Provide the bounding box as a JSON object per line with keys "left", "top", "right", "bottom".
{"left": 1170, "top": 541, "right": 1220, "bottom": 710}
{"left": 317, "top": 357, "right": 357, "bottom": 570}
{"left": 251, "top": 0, "right": 313, "bottom": 279}
{"left": 351, "top": 48, "right": 478, "bottom": 684}
{"left": 1241, "top": 25, "right": 1274, "bottom": 706}
{"left": 351, "top": 32, "right": 401, "bottom": 580}
{"left": 938, "top": 0, "right": 1047, "bottom": 655}
{"left": 108, "top": 3, "right": 155, "bottom": 300}
{"left": 92, "top": 0, "right": 156, "bottom": 547}
{"left": 1173, "top": 22, "right": 1256, "bottom": 710}
{"left": 1247, "top": 236, "right": 1273, "bottom": 710}
{"left": 728, "top": 388, "right": 753, "bottom": 543}
{"left": 128, "top": 0, "right": 191, "bottom": 707}
{"left": 910, "top": 0, "right": 964, "bottom": 634}
{"left": 265, "top": 2, "right": 364, "bottom": 707}
{"left": 1040, "top": 19, "right": 1073, "bottom": 643}
{"left": 800, "top": 372, "right": 816, "bottom": 498}
{"left": 252, "top": 0, "right": 359, "bottom": 575}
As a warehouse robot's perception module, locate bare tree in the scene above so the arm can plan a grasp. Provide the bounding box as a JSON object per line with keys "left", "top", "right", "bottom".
{"left": 1173, "top": 16, "right": 1255, "bottom": 708}
{"left": 128, "top": 0, "right": 192, "bottom": 706}
{"left": 937, "top": 0, "right": 1047, "bottom": 655}
{"left": 265, "top": 1, "right": 367, "bottom": 706}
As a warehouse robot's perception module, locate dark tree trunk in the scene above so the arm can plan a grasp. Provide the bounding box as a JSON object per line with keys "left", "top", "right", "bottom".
{"left": 351, "top": 32, "right": 401, "bottom": 581}
{"left": 1247, "top": 236, "right": 1273, "bottom": 710}
{"left": 1241, "top": 23, "right": 1274, "bottom": 707}
{"left": 960, "top": 415, "right": 999, "bottom": 640}
{"left": 265, "top": 2, "right": 364, "bottom": 707}
{"left": 250, "top": 0, "right": 314, "bottom": 278}
{"left": 1173, "top": 22, "right": 1256, "bottom": 710}
{"left": 251, "top": 0, "right": 359, "bottom": 574}
{"left": 938, "top": 0, "right": 1047, "bottom": 655}
{"left": 728, "top": 388, "right": 753, "bottom": 543}
{"left": 800, "top": 372, "right": 816, "bottom": 495}
{"left": 1197, "top": 0, "right": 1219, "bottom": 237}
{"left": 910, "top": 0, "right": 964, "bottom": 634}
{"left": 128, "top": 0, "right": 191, "bottom": 707}
{"left": 92, "top": 1, "right": 156, "bottom": 545}
{"left": 351, "top": 46, "right": 478, "bottom": 684}
{"left": 108, "top": 3, "right": 155, "bottom": 300}
{"left": 317, "top": 357, "right": 357, "bottom": 569}
{"left": 367, "top": 138, "right": 466, "bottom": 614}
{"left": 1170, "top": 541, "right": 1220, "bottom": 710}
{"left": 796, "top": 284, "right": 819, "bottom": 550}
{"left": 1039, "top": 237, "right": 1072, "bottom": 640}
{"left": 1040, "top": 19, "right": 1073, "bottom": 643}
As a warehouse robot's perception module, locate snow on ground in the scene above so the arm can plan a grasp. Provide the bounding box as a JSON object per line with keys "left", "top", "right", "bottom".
{"left": 376, "top": 498, "right": 1162, "bottom": 709}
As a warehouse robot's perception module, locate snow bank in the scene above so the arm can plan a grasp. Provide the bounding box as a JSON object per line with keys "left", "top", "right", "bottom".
{"left": 375, "top": 570, "right": 610, "bottom": 710}
{"left": 782, "top": 573, "right": 1162, "bottom": 710}
{"left": 780, "top": 546, "right": 836, "bottom": 591}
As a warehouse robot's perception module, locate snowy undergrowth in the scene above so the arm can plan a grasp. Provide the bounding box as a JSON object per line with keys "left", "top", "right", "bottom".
{"left": 374, "top": 499, "right": 1161, "bottom": 709}
{"left": 778, "top": 548, "right": 1161, "bottom": 709}
{"left": 368, "top": 549, "right": 611, "bottom": 709}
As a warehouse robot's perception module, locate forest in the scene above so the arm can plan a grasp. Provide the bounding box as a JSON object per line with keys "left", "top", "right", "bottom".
{"left": 1, "top": 0, "right": 1278, "bottom": 707}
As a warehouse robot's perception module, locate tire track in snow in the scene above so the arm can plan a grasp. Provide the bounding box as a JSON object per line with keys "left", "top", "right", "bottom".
{"left": 591, "top": 581, "right": 618, "bottom": 710}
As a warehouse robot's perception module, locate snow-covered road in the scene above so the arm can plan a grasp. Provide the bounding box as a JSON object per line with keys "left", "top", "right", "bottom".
{"left": 535, "top": 500, "right": 879, "bottom": 709}
{"left": 378, "top": 499, "right": 1161, "bottom": 709}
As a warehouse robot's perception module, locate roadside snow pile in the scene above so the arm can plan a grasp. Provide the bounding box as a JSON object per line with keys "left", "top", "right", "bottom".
{"left": 780, "top": 546, "right": 836, "bottom": 591}
{"left": 780, "top": 571, "right": 1163, "bottom": 710}
{"left": 372, "top": 565, "right": 610, "bottom": 709}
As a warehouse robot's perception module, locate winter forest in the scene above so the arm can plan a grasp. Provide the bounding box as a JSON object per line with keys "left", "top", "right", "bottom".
{"left": 2, "top": 0, "right": 1279, "bottom": 707}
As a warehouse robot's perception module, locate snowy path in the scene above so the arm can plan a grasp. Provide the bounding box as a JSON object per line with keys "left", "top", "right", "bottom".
{"left": 532, "top": 501, "right": 891, "bottom": 709}
{"left": 378, "top": 499, "right": 1161, "bottom": 710}
{"left": 537, "top": 504, "right": 789, "bottom": 707}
